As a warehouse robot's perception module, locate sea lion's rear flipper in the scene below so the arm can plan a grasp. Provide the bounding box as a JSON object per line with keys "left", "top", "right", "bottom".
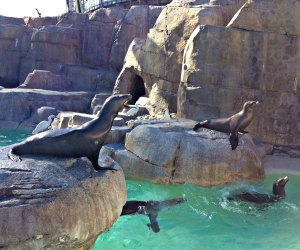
{"left": 7, "top": 149, "right": 22, "bottom": 162}
{"left": 87, "top": 154, "right": 117, "bottom": 171}
{"left": 147, "top": 213, "right": 160, "bottom": 233}
{"left": 229, "top": 133, "right": 239, "bottom": 150}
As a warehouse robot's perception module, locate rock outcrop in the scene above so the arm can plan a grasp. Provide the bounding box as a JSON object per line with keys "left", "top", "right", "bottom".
{"left": 0, "top": 88, "right": 94, "bottom": 129}
{"left": 0, "top": 147, "right": 126, "bottom": 249}
{"left": 114, "top": 0, "right": 245, "bottom": 113}
{"left": 178, "top": 0, "right": 300, "bottom": 152}
{"left": 101, "top": 121, "right": 266, "bottom": 186}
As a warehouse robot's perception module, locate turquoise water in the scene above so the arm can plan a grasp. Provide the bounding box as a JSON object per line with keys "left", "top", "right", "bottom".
{"left": 1, "top": 130, "right": 299, "bottom": 250}
{"left": 0, "top": 129, "right": 31, "bottom": 146}
{"left": 92, "top": 175, "right": 300, "bottom": 250}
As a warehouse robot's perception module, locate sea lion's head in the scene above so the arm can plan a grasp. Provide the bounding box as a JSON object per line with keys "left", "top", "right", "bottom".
{"left": 243, "top": 101, "right": 259, "bottom": 111}
{"left": 273, "top": 176, "right": 289, "bottom": 197}
{"left": 101, "top": 94, "right": 132, "bottom": 116}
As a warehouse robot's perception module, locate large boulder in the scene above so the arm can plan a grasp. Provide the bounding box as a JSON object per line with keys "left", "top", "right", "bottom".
{"left": 115, "top": 0, "right": 245, "bottom": 113}
{"left": 19, "top": 70, "right": 73, "bottom": 91}
{"left": 0, "top": 147, "right": 126, "bottom": 249}
{"left": 101, "top": 121, "right": 266, "bottom": 186}
{"left": 178, "top": 24, "right": 300, "bottom": 151}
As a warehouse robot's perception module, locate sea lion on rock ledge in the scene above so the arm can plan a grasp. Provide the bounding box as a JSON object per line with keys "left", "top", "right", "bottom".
{"left": 8, "top": 94, "right": 132, "bottom": 171}
{"left": 228, "top": 176, "right": 289, "bottom": 204}
{"left": 193, "top": 101, "right": 259, "bottom": 150}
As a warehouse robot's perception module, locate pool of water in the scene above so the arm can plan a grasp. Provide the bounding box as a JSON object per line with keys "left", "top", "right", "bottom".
{"left": 0, "top": 129, "right": 31, "bottom": 146}
{"left": 92, "top": 175, "right": 300, "bottom": 250}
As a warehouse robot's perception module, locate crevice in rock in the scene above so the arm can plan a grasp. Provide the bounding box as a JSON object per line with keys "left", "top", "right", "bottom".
{"left": 168, "top": 139, "right": 181, "bottom": 183}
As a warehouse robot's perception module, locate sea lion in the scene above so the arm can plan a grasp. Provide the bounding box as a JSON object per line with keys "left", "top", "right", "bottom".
{"left": 228, "top": 176, "right": 289, "bottom": 204}
{"left": 193, "top": 101, "right": 259, "bottom": 150}
{"left": 121, "top": 197, "right": 187, "bottom": 233}
{"left": 8, "top": 94, "right": 132, "bottom": 171}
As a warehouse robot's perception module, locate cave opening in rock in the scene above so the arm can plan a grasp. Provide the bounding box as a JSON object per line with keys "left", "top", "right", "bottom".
{"left": 130, "top": 75, "right": 145, "bottom": 104}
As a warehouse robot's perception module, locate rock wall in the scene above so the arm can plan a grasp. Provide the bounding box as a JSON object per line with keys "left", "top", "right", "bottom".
{"left": 114, "top": 0, "right": 245, "bottom": 113}
{"left": 0, "top": 147, "right": 126, "bottom": 249}
{"left": 0, "top": 7, "right": 163, "bottom": 89}
{"left": 178, "top": 0, "right": 300, "bottom": 150}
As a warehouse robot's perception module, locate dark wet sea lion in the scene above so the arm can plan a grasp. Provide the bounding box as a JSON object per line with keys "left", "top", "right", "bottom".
{"left": 8, "top": 94, "right": 132, "bottom": 171}
{"left": 228, "top": 176, "right": 289, "bottom": 204}
{"left": 121, "top": 197, "right": 187, "bottom": 233}
{"left": 193, "top": 101, "right": 259, "bottom": 150}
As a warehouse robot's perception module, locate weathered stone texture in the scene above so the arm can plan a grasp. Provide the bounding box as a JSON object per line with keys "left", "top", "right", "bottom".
{"left": 102, "top": 121, "right": 266, "bottom": 186}
{"left": 178, "top": 25, "right": 300, "bottom": 148}
{"left": 116, "top": 0, "right": 245, "bottom": 113}
{"left": 19, "top": 70, "right": 73, "bottom": 91}
{"left": 0, "top": 6, "right": 160, "bottom": 88}
{"left": 0, "top": 89, "right": 94, "bottom": 129}
{"left": 0, "top": 147, "right": 126, "bottom": 250}
{"left": 227, "top": 0, "right": 300, "bottom": 36}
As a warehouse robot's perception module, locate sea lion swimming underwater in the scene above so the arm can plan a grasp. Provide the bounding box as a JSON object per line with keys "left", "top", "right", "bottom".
{"left": 8, "top": 94, "right": 132, "bottom": 171}
{"left": 121, "top": 197, "right": 187, "bottom": 233}
{"left": 228, "top": 176, "right": 289, "bottom": 204}
{"left": 193, "top": 101, "right": 259, "bottom": 150}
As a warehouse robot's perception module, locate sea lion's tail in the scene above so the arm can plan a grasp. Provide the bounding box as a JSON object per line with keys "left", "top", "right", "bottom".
{"left": 193, "top": 120, "right": 208, "bottom": 131}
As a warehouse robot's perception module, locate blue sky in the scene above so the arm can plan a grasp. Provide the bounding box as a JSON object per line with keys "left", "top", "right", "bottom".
{"left": 0, "top": 0, "right": 67, "bottom": 18}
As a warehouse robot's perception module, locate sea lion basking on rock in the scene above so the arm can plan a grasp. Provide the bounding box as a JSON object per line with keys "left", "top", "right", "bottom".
{"left": 8, "top": 94, "right": 132, "bottom": 171}
{"left": 228, "top": 176, "right": 289, "bottom": 204}
{"left": 121, "top": 197, "right": 187, "bottom": 233}
{"left": 193, "top": 101, "right": 259, "bottom": 150}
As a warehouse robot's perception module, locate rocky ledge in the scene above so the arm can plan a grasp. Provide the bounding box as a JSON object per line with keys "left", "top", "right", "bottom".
{"left": 0, "top": 147, "right": 126, "bottom": 250}
{"left": 101, "top": 120, "right": 269, "bottom": 186}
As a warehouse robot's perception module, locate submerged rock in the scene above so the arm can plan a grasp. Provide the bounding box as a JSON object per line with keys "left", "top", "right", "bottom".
{"left": 101, "top": 121, "right": 267, "bottom": 186}
{"left": 0, "top": 147, "right": 126, "bottom": 250}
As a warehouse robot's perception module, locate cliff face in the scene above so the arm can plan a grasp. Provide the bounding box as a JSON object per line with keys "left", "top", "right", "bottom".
{"left": 114, "top": 0, "right": 245, "bottom": 113}
{"left": 178, "top": 0, "right": 300, "bottom": 152}
{"left": 0, "top": 7, "right": 163, "bottom": 89}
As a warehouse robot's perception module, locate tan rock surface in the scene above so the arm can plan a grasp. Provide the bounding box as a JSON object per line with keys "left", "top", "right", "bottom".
{"left": 102, "top": 121, "right": 266, "bottom": 186}
{"left": 0, "top": 147, "right": 126, "bottom": 250}
{"left": 227, "top": 0, "right": 300, "bottom": 36}
{"left": 115, "top": 0, "right": 245, "bottom": 113}
{"left": 178, "top": 24, "right": 300, "bottom": 149}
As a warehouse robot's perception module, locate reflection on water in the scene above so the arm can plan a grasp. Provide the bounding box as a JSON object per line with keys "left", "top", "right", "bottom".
{"left": 92, "top": 174, "right": 300, "bottom": 250}
{"left": 0, "top": 129, "right": 31, "bottom": 146}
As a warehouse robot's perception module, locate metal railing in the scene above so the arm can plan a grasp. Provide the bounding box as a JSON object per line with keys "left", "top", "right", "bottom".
{"left": 80, "top": 0, "right": 164, "bottom": 13}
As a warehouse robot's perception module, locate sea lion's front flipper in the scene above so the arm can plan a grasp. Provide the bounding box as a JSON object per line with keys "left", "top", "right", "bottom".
{"left": 229, "top": 132, "right": 239, "bottom": 150}
{"left": 193, "top": 120, "right": 208, "bottom": 131}
{"left": 87, "top": 154, "right": 117, "bottom": 171}
{"left": 7, "top": 149, "right": 22, "bottom": 162}
{"left": 239, "top": 130, "right": 248, "bottom": 134}
{"left": 147, "top": 213, "right": 160, "bottom": 233}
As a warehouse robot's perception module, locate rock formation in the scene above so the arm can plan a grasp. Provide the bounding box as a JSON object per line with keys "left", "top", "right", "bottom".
{"left": 101, "top": 121, "right": 267, "bottom": 186}
{"left": 0, "top": 7, "right": 163, "bottom": 88}
{"left": 178, "top": 0, "right": 300, "bottom": 154}
{"left": 0, "top": 6, "right": 162, "bottom": 128}
{"left": 0, "top": 88, "right": 94, "bottom": 129}
{"left": 114, "top": 0, "right": 245, "bottom": 113}
{"left": 0, "top": 147, "right": 126, "bottom": 249}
